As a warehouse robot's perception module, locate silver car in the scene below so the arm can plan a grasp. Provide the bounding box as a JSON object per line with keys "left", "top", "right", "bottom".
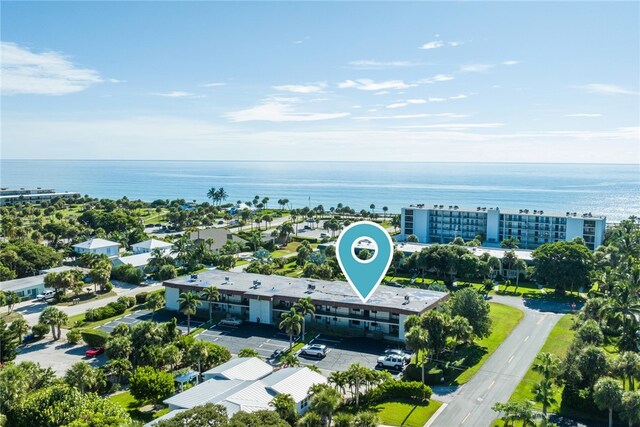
{"left": 300, "top": 343, "right": 327, "bottom": 358}
{"left": 218, "top": 317, "right": 243, "bottom": 326}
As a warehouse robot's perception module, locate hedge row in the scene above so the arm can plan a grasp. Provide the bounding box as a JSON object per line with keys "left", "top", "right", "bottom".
{"left": 364, "top": 380, "right": 432, "bottom": 404}
{"left": 85, "top": 301, "right": 127, "bottom": 322}
{"left": 81, "top": 329, "right": 109, "bottom": 347}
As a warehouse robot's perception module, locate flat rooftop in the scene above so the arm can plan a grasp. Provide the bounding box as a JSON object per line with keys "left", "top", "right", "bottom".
{"left": 164, "top": 270, "right": 448, "bottom": 315}
{"left": 405, "top": 204, "right": 605, "bottom": 220}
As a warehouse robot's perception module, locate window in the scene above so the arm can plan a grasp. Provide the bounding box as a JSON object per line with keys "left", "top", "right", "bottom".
{"left": 351, "top": 320, "right": 361, "bottom": 325}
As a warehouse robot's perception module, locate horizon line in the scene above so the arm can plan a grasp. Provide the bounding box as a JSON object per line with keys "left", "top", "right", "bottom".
{"left": 2, "top": 159, "right": 639, "bottom": 166}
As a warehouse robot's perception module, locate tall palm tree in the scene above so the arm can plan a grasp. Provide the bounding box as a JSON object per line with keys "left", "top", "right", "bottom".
{"left": 201, "top": 286, "right": 220, "bottom": 322}
{"left": 9, "top": 319, "right": 29, "bottom": 344}
{"left": 532, "top": 378, "right": 556, "bottom": 426}
{"left": 533, "top": 352, "right": 561, "bottom": 380}
{"left": 328, "top": 371, "right": 348, "bottom": 396}
{"left": 513, "top": 258, "right": 527, "bottom": 293}
{"left": 614, "top": 352, "right": 640, "bottom": 391}
{"left": 593, "top": 377, "right": 623, "bottom": 427}
{"left": 40, "top": 306, "right": 68, "bottom": 340}
{"left": 105, "top": 358, "right": 132, "bottom": 385}
{"left": 207, "top": 187, "right": 219, "bottom": 205}
{"left": 279, "top": 308, "right": 303, "bottom": 349}
{"left": 145, "top": 292, "right": 165, "bottom": 321}
{"left": 188, "top": 340, "right": 209, "bottom": 378}
{"left": 311, "top": 387, "right": 342, "bottom": 426}
{"left": 270, "top": 393, "right": 297, "bottom": 423}
{"left": 217, "top": 187, "right": 228, "bottom": 205}
{"left": 65, "top": 361, "right": 102, "bottom": 394}
{"left": 345, "top": 362, "right": 369, "bottom": 407}
{"left": 280, "top": 353, "right": 300, "bottom": 367}
{"left": 449, "top": 316, "right": 473, "bottom": 357}
{"left": 178, "top": 291, "right": 201, "bottom": 334}
{"left": 294, "top": 297, "right": 315, "bottom": 340}
{"left": 405, "top": 326, "right": 429, "bottom": 383}
{"left": 620, "top": 391, "right": 640, "bottom": 427}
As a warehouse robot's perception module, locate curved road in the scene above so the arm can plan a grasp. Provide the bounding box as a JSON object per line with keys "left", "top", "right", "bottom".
{"left": 428, "top": 295, "right": 575, "bottom": 427}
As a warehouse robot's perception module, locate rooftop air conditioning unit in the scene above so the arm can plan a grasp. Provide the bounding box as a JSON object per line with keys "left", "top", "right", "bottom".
{"left": 539, "top": 210, "right": 544, "bottom": 215}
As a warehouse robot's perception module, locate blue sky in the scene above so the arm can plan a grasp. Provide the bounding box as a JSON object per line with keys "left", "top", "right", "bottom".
{"left": 1, "top": 1, "right": 639, "bottom": 163}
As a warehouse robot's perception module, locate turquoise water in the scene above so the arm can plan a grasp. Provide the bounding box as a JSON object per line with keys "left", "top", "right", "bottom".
{"left": 1, "top": 160, "right": 638, "bottom": 221}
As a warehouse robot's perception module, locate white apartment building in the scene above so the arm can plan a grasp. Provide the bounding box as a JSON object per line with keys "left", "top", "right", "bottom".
{"left": 400, "top": 204, "right": 606, "bottom": 251}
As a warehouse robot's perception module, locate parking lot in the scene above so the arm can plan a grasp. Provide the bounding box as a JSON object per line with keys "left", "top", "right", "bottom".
{"left": 97, "top": 309, "right": 204, "bottom": 335}
{"left": 296, "top": 334, "right": 392, "bottom": 373}
{"left": 196, "top": 323, "right": 291, "bottom": 360}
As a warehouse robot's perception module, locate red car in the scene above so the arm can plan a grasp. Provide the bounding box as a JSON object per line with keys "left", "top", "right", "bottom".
{"left": 85, "top": 347, "right": 105, "bottom": 358}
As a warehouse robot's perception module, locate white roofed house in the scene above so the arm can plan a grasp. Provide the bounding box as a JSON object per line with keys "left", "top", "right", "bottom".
{"left": 131, "top": 239, "right": 173, "bottom": 254}
{"left": 72, "top": 238, "right": 120, "bottom": 258}
{"left": 147, "top": 357, "right": 327, "bottom": 426}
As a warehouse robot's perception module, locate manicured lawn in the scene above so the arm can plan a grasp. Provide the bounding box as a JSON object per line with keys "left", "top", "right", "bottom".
{"left": 0, "top": 311, "right": 24, "bottom": 323}
{"left": 509, "top": 314, "right": 576, "bottom": 411}
{"left": 64, "top": 304, "right": 143, "bottom": 329}
{"left": 455, "top": 302, "right": 524, "bottom": 384}
{"left": 340, "top": 399, "right": 442, "bottom": 427}
{"left": 272, "top": 241, "right": 302, "bottom": 257}
{"left": 109, "top": 391, "right": 169, "bottom": 423}
{"left": 57, "top": 290, "right": 117, "bottom": 306}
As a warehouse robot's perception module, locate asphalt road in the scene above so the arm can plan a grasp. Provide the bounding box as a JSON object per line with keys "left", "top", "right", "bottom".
{"left": 429, "top": 295, "right": 567, "bottom": 427}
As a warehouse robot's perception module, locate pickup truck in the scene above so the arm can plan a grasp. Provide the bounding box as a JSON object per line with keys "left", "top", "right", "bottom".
{"left": 36, "top": 289, "right": 56, "bottom": 302}
{"left": 377, "top": 354, "right": 407, "bottom": 371}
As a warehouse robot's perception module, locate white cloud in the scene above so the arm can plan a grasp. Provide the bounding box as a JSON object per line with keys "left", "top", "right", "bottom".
{"left": 348, "top": 60, "right": 419, "bottom": 70}
{"left": 202, "top": 82, "right": 227, "bottom": 87}
{"left": 386, "top": 103, "right": 408, "bottom": 109}
{"left": 293, "top": 36, "right": 310, "bottom": 44}
{"left": 374, "top": 91, "right": 390, "bottom": 95}
{"left": 1, "top": 41, "right": 103, "bottom": 95}
{"left": 353, "top": 112, "right": 468, "bottom": 120}
{"left": 395, "top": 123, "right": 505, "bottom": 129}
{"left": 420, "top": 41, "right": 444, "bottom": 50}
{"left": 152, "top": 91, "right": 205, "bottom": 98}
{"left": 272, "top": 82, "right": 327, "bottom": 93}
{"left": 448, "top": 94, "right": 467, "bottom": 100}
{"left": 563, "top": 113, "right": 602, "bottom": 117}
{"left": 407, "top": 99, "right": 427, "bottom": 104}
{"left": 338, "top": 79, "right": 415, "bottom": 91}
{"left": 460, "top": 64, "right": 495, "bottom": 73}
{"left": 108, "top": 78, "right": 123, "bottom": 83}
{"left": 580, "top": 84, "right": 638, "bottom": 95}
{"left": 448, "top": 41, "right": 463, "bottom": 47}
{"left": 419, "top": 74, "right": 455, "bottom": 84}
{"left": 502, "top": 60, "right": 521, "bottom": 65}
{"left": 428, "top": 97, "right": 447, "bottom": 102}
{"left": 223, "top": 99, "right": 349, "bottom": 122}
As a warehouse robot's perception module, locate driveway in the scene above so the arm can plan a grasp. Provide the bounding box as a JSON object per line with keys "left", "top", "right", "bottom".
{"left": 196, "top": 323, "right": 291, "bottom": 359}
{"left": 15, "top": 338, "right": 106, "bottom": 375}
{"left": 428, "top": 295, "right": 570, "bottom": 427}
{"left": 297, "top": 334, "right": 390, "bottom": 375}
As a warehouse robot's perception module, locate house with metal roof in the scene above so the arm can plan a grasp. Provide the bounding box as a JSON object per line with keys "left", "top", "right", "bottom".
{"left": 131, "top": 239, "right": 173, "bottom": 254}
{"left": 163, "top": 270, "right": 449, "bottom": 342}
{"left": 147, "top": 358, "right": 326, "bottom": 426}
{"left": 72, "top": 238, "right": 120, "bottom": 258}
{"left": 1, "top": 266, "right": 88, "bottom": 299}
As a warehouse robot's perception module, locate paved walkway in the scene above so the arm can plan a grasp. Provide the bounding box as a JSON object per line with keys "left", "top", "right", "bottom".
{"left": 428, "top": 295, "right": 571, "bottom": 427}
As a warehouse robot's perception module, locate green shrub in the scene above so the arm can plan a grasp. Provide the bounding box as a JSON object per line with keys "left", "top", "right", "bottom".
{"left": 117, "top": 296, "right": 136, "bottom": 309}
{"left": 112, "top": 264, "right": 144, "bottom": 284}
{"left": 364, "top": 379, "right": 432, "bottom": 403}
{"left": 32, "top": 323, "right": 49, "bottom": 338}
{"left": 81, "top": 329, "right": 109, "bottom": 347}
{"left": 136, "top": 292, "right": 148, "bottom": 304}
{"left": 66, "top": 329, "right": 82, "bottom": 344}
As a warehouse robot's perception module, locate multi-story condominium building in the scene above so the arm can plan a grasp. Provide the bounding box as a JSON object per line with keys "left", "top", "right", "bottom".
{"left": 0, "top": 187, "right": 80, "bottom": 205}
{"left": 400, "top": 204, "right": 606, "bottom": 250}
{"left": 163, "top": 270, "right": 449, "bottom": 342}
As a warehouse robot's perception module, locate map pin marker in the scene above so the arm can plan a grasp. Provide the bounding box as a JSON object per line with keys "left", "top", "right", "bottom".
{"left": 336, "top": 221, "right": 394, "bottom": 303}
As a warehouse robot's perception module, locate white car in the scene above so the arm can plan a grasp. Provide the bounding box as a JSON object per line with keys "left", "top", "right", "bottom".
{"left": 300, "top": 343, "right": 327, "bottom": 358}
{"left": 384, "top": 349, "right": 413, "bottom": 363}
{"left": 377, "top": 354, "right": 407, "bottom": 371}
{"left": 36, "top": 289, "right": 56, "bottom": 301}
{"left": 219, "top": 317, "right": 243, "bottom": 326}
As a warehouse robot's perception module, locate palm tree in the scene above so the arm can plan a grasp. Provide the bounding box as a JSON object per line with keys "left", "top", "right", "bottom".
{"left": 620, "top": 391, "right": 640, "bottom": 427}
{"left": 382, "top": 206, "right": 388, "bottom": 219}
{"left": 217, "top": 187, "right": 228, "bottom": 205}
{"left": 294, "top": 297, "right": 315, "bottom": 340}
{"left": 9, "top": 319, "right": 29, "bottom": 344}
{"left": 280, "top": 353, "right": 300, "bottom": 367}
{"left": 178, "top": 291, "right": 201, "bottom": 334}
{"left": 270, "top": 393, "right": 297, "bottom": 423}
{"left": 449, "top": 316, "right": 473, "bottom": 357}
{"left": 614, "top": 352, "right": 640, "bottom": 391}
{"left": 188, "top": 340, "right": 209, "bottom": 378}
{"left": 311, "top": 387, "right": 342, "bottom": 426}
{"left": 162, "top": 344, "right": 182, "bottom": 371}
{"left": 593, "top": 377, "right": 623, "bottom": 427}
{"left": 405, "top": 326, "right": 429, "bottom": 383}
{"left": 40, "top": 306, "right": 68, "bottom": 340}
{"left": 207, "top": 187, "right": 219, "bottom": 205}
{"left": 328, "top": 371, "right": 348, "bottom": 395}
{"left": 345, "top": 363, "right": 368, "bottom": 407}
{"left": 201, "top": 286, "right": 220, "bottom": 322}
{"left": 513, "top": 258, "right": 527, "bottom": 293}
{"left": 279, "top": 308, "right": 303, "bottom": 349}
{"left": 105, "top": 358, "right": 132, "bottom": 385}
{"left": 532, "top": 378, "right": 556, "bottom": 426}
{"left": 65, "top": 361, "right": 102, "bottom": 394}
{"left": 297, "top": 411, "right": 322, "bottom": 427}
{"left": 146, "top": 292, "right": 165, "bottom": 321}
{"left": 532, "top": 352, "right": 561, "bottom": 380}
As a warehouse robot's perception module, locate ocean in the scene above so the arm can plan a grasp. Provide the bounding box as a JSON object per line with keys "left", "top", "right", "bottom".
{"left": 1, "top": 160, "right": 638, "bottom": 222}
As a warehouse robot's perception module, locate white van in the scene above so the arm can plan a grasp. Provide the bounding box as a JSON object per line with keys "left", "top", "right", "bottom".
{"left": 36, "top": 289, "right": 56, "bottom": 301}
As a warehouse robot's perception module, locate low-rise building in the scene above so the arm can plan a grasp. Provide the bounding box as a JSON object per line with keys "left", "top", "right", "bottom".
{"left": 0, "top": 187, "right": 80, "bottom": 205}
{"left": 189, "top": 228, "right": 247, "bottom": 252}
{"left": 73, "top": 238, "right": 120, "bottom": 258}
{"left": 163, "top": 270, "right": 449, "bottom": 342}
{"left": 0, "top": 266, "right": 89, "bottom": 299}
{"left": 147, "top": 357, "right": 326, "bottom": 425}
{"left": 131, "top": 239, "right": 173, "bottom": 254}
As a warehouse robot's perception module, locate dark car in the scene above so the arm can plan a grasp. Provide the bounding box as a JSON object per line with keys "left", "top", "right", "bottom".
{"left": 85, "top": 347, "right": 105, "bottom": 358}
{"left": 22, "top": 334, "right": 35, "bottom": 344}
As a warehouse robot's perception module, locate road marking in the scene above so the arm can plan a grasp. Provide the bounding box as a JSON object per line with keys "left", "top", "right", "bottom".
{"left": 508, "top": 355, "right": 515, "bottom": 364}
{"left": 537, "top": 316, "right": 545, "bottom": 325}
{"left": 488, "top": 380, "right": 495, "bottom": 390}
{"left": 461, "top": 412, "right": 471, "bottom": 424}
{"left": 524, "top": 336, "right": 529, "bottom": 342}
